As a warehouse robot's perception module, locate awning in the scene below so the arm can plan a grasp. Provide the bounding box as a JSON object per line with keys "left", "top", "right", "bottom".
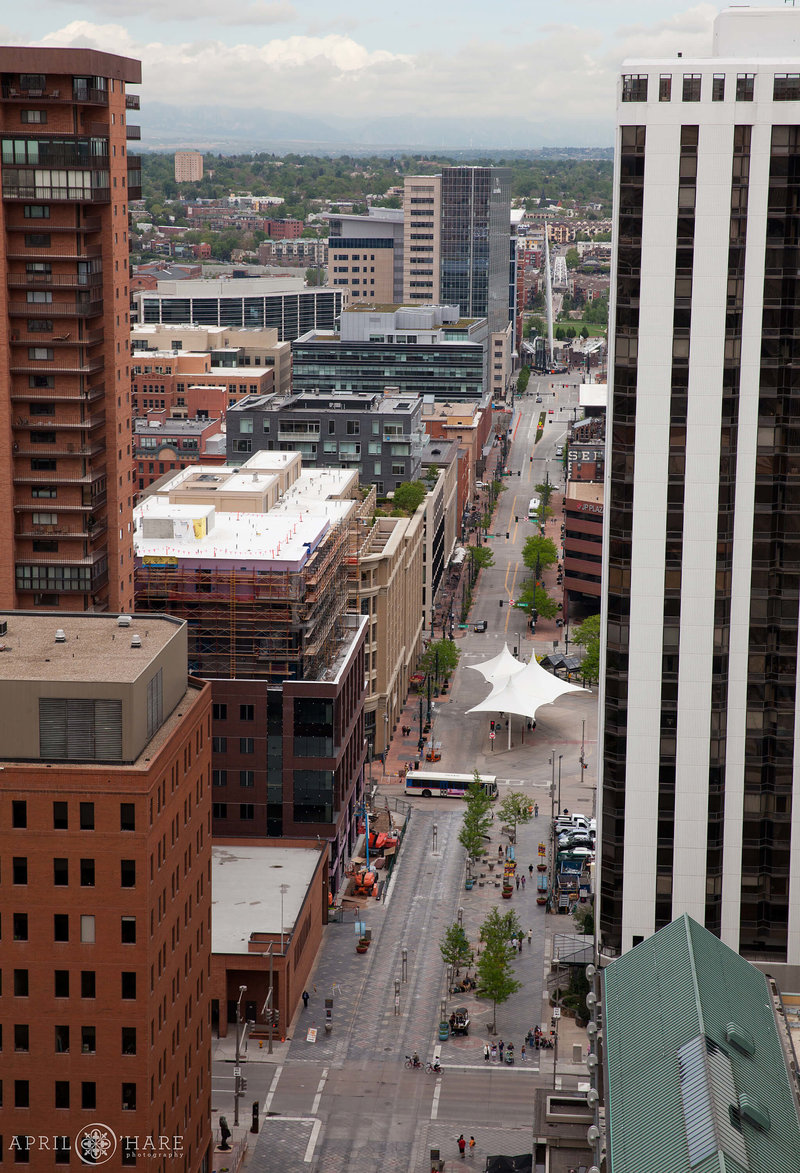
{"left": 467, "top": 654, "right": 587, "bottom": 721}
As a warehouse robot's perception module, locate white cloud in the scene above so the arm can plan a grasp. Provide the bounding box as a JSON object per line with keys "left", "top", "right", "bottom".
{"left": 25, "top": 5, "right": 718, "bottom": 135}
{"left": 44, "top": 0, "right": 297, "bottom": 26}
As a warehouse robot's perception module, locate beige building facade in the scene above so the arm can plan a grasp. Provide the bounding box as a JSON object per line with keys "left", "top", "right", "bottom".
{"left": 403, "top": 176, "right": 441, "bottom": 304}
{"left": 131, "top": 324, "right": 292, "bottom": 395}
{"left": 174, "top": 150, "right": 203, "bottom": 182}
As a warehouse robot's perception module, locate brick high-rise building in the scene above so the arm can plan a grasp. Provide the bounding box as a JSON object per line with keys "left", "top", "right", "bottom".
{"left": 174, "top": 151, "right": 203, "bottom": 184}
{"left": 0, "top": 610, "right": 212, "bottom": 1170}
{"left": 0, "top": 48, "right": 141, "bottom": 614}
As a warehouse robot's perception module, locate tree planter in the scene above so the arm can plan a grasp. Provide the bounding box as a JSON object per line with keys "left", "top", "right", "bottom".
{"left": 356, "top": 944, "right": 369, "bottom": 954}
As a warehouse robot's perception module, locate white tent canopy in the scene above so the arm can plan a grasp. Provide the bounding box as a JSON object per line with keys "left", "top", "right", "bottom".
{"left": 467, "top": 652, "right": 587, "bottom": 722}
{"left": 469, "top": 644, "right": 526, "bottom": 687}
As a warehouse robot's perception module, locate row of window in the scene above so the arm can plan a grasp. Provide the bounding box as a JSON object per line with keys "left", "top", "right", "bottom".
{"left": 13, "top": 1023, "right": 136, "bottom": 1053}
{"left": 7, "top": 967, "right": 136, "bottom": 997}
{"left": 10, "top": 912, "right": 135, "bottom": 944}
{"left": 623, "top": 71, "right": 800, "bottom": 103}
{"left": 212, "top": 803, "right": 255, "bottom": 820}
{"left": 5, "top": 1079, "right": 136, "bottom": 1110}
{"left": 8, "top": 857, "right": 135, "bottom": 885}
{"left": 9, "top": 799, "right": 135, "bottom": 830}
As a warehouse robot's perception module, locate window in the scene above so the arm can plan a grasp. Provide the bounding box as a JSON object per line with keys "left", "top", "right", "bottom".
{"left": 346, "top": 420, "right": 360, "bottom": 435}
{"left": 81, "top": 1026, "right": 95, "bottom": 1053}
{"left": 13, "top": 914, "right": 28, "bottom": 941}
{"left": 13, "top": 1136, "right": 31, "bottom": 1164}
{"left": 55, "top": 1081, "right": 70, "bottom": 1109}
{"left": 14, "top": 1025, "right": 29, "bottom": 1052}
{"left": 122, "top": 1083, "right": 136, "bottom": 1111}
{"left": 81, "top": 1083, "right": 96, "bottom": 1111}
{"left": 79, "top": 802, "right": 94, "bottom": 830}
{"left": 774, "top": 73, "right": 800, "bottom": 101}
{"left": 81, "top": 971, "right": 95, "bottom": 998}
{"left": 55, "top": 1140, "right": 70, "bottom": 1166}
{"left": 21, "top": 110, "right": 47, "bottom": 124}
{"left": 28, "top": 347, "right": 53, "bottom": 361}
{"left": 121, "top": 1140, "right": 136, "bottom": 1167}
{"left": 212, "top": 803, "right": 228, "bottom": 819}
{"left": 239, "top": 704, "right": 254, "bottom": 721}
{"left": 212, "top": 736, "right": 227, "bottom": 753}
{"left": 80, "top": 916, "right": 95, "bottom": 944}
{"left": 13, "top": 858, "right": 27, "bottom": 885}
{"left": 736, "top": 73, "right": 755, "bottom": 101}
{"left": 24, "top": 204, "right": 50, "bottom": 218}
{"left": 682, "top": 74, "right": 701, "bottom": 101}
{"left": 239, "top": 418, "right": 253, "bottom": 434}
{"left": 14, "top": 970, "right": 29, "bottom": 996}
{"left": 212, "top": 703, "right": 227, "bottom": 720}
{"left": 212, "top": 769, "right": 228, "bottom": 787}
{"left": 121, "top": 1027, "right": 136, "bottom": 1055}
{"left": 54, "top": 971, "right": 69, "bottom": 998}
{"left": 240, "top": 770, "right": 254, "bottom": 787}
{"left": 120, "top": 860, "right": 135, "bottom": 887}
{"left": 12, "top": 801, "right": 26, "bottom": 828}
{"left": 121, "top": 917, "right": 136, "bottom": 944}
{"left": 120, "top": 803, "right": 135, "bottom": 831}
{"left": 121, "top": 972, "right": 136, "bottom": 999}
{"left": 33, "top": 486, "right": 57, "bottom": 499}
{"left": 53, "top": 858, "right": 68, "bottom": 885}
{"left": 239, "top": 804, "right": 255, "bottom": 820}
{"left": 622, "top": 74, "right": 648, "bottom": 102}
{"left": 55, "top": 1024, "right": 69, "bottom": 1053}
{"left": 711, "top": 73, "right": 725, "bottom": 101}
{"left": 240, "top": 737, "right": 254, "bottom": 754}
{"left": 233, "top": 439, "right": 251, "bottom": 454}
{"left": 24, "top": 232, "right": 50, "bottom": 247}
{"left": 15, "top": 1081, "right": 29, "bottom": 1108}
{"left": 53, "top": 801, "right": 68, "bottom": 829}
{"left": 54, "top": 914, "right": 69, "bottom": 942}
{"left": 80, "top": 859, "right": 95, "bottom": 887}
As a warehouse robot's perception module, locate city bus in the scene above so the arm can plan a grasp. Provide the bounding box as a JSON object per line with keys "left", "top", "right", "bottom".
{"left": 404, "top": 770, "right": 498, "bottom": 799}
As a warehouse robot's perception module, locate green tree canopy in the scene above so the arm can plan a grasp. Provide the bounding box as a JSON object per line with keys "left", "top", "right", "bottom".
{"left": 517, "top": 366, "right": 530, "bottom": 393}
{"left": 392, "top": 480, "right": 426, "bottom": 514}
{"left": 458, "top": 775, "right": 494, "bottom": 860}
{"left": 477, "top": 907, "right": 522, "bottom": 1033}
{"left": 573, "top": 613, "right": 601, "bottom": 681}
{"left": 471, "top": 546, "right": 494, "bottom": 571}
{"left": 420, "top": 638, "right": 459, "bottom": 679}
{"left": 522, "top": 535, "right": 558, "bottom": 573}
{"left": 497, "top": 793, "right": 534, "bottom": 836}
{"left": 439, "top": 922, "right": 473, "bottom": 973}
{"left": 534, "top": 481, "right": 554, "bottom": 508}
{"left": 565, "top": 248, "right": 580, "bottom": 269}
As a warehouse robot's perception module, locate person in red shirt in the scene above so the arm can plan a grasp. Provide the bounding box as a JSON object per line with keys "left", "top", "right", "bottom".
{"left": 457, "top": 1134, "right": 466, "bottom": 1158}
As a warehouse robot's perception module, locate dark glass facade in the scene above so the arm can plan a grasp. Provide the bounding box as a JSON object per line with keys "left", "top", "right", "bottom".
{"left": 290, "top": 338, "right": 485, "bottom": 400}
{"left": 440, "top": 166, "right": 511, "bottom": 334}
{"left": 140, "top": 289, "right": 342, "bottom": 341}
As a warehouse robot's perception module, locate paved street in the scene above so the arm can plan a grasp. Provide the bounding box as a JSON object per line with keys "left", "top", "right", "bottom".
{"left": 218, "top": 383, "right": 599, "bottom": 1172}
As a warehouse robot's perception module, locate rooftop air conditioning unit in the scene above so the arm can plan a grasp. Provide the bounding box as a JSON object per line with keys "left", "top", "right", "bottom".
{"left": 55, "top": 629, "right": 66, "bottom": 643}
{"left": 117, "top": 615, "right": 132, "bottom": 628}
{"left": 131, "top": 634, "right": 142, "bottom": 649}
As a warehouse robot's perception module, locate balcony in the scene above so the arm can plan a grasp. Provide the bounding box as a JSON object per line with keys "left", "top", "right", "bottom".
{"left": 7, "top": 272, "right": 103, "bottom": 291}
{"left": 5, "top": 245, "right": 102, "bottom": 261}
{"left": 14, "top": 440, "right": 106, "bottom": 458}
{"left": 125, "top": 94, "right": 141, "bottom": 110}
{"left": 278, "top": 429, "right": 320, "bottom": 441}
{"left": 10, "top": 357, "right": 104, "bottom": 376}
{"left": 4, "top": 216, "right": 102, "bottom": 234}
{"left": 14, "top": 469, "right": 107, "bottom": 486}
{"left": 126, "top": 125, "right": 141, "bottom": 140}
{"left": 3, "top": 182, "right": 110, "bottom": 204}
{"left": 11, "top": 385, "right": 105, "bottom": 404}
{"left": 9, "top": 328, "right": 105, "bottom": 348}
{"left": 13, "top": 412, "right": 105, "bottom": 430}
{"left": 17, "top": 521, "right": 107, "bottom": 540}
{"left": 8, "top": 300, "right": 103, "bottom": 319}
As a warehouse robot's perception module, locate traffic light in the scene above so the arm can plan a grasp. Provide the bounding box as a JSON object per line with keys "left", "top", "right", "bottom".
{"left": 490, "top": 720, "right": 495, "bottom": 732}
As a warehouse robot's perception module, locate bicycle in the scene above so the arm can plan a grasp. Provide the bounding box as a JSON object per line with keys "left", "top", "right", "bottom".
{"left": 404, "top": 1055, "right": 421, "bottom": 1070}
{"left": 425, "top": 1062, "right": 443, "bottom": 1074}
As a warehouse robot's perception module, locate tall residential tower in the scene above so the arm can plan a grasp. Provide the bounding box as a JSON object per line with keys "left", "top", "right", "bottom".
{"left": 0, "top": 48, "right": 141, "bottom": 613}
{"left": 600, "top": 6, "right": 800, "bottom": 963}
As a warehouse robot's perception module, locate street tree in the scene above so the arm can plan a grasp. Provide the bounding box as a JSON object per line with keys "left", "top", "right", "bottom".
{"left": 580, "top": 326, "right": 590, "bottom": 339}
{"left": 439, "top": 922, "right": 473, "bottom": 974}
{"left": 565, "top": 248, "right": 580, "bottom": 269}
{"left": 517, "top": 366, "right": 530, "bottom": 393}
{"left": 420, "top": 637, "right": 460, "bottom": 680}
{"left": 471, "top": 546, "right": 494, "bottom": 571}
{"left": 522, "top": 535, "right": 558, "bottom": 573}
{"left": 534, "top": 481, "right": 555, "bottom": 508}
{"left": 458, "top": 775, "right": 494, "bottom": 861}
{"left": 498, "top": 792, "right": 534, "bottom": 838}
{"left": 573, "top": 613, "right": 601, "bottom": 682}
{"left": 477, "top": 907, "right": 522, "bottom": 1033}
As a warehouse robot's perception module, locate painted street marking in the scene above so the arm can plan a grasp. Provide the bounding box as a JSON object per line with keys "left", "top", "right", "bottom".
{"left": 311, "top": 1068, "right": 328, "bottom": 1115}
{"left": 304, "top": 1118, "right": 323, "bottom": 1163}
{"left": 263, "top": 1064, "right": 283, "bottom": 1115}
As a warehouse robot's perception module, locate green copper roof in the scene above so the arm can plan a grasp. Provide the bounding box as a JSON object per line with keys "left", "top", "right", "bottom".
{"left": 603, "top": 915, "right": 800, "bottom": 1173}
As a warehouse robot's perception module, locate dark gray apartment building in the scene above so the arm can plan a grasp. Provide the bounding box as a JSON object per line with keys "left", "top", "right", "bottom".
{"left": 226, "top": 391, "right": 426, "bottom": 494}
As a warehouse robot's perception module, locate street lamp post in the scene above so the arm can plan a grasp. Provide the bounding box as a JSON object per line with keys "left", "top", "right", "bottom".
{"left": 558, "top": 755, "right": 563, "bottom": 818}
{"left": 234, "top": 984, "right": 247, "bottom": 1126}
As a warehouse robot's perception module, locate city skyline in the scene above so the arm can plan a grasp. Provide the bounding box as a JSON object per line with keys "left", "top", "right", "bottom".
{"left": 0, "top": 1, "right": 734, "bottom": 148}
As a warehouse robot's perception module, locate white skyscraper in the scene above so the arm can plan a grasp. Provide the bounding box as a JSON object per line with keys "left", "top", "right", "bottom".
{"left": 600, "top": 6, "right": 800, "bottom": 963}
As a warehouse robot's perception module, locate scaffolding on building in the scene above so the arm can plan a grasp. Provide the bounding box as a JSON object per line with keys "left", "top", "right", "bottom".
{"left": 135, "top": 518, "right": 349, "bottom": 682}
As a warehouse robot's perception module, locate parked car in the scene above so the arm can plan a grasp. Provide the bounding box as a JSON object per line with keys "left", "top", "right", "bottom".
{"left": 559, "top": 834, "right": 595, "bottom": 850}
{"left": 561, "top": 846, "right": 595, "bottom": 859}
{"left": 474, "top": 620, "right": 488, "bottom": 633}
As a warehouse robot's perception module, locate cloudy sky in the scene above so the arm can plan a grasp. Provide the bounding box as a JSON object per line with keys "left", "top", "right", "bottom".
{"left": 0, "top": 2, "right": 751, "bottom": 146}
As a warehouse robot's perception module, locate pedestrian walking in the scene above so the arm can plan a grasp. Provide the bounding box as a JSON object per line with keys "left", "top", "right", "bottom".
{"left": 528, "top": 864, "right": 534, "bottom": 877}
{"left": 302, "top": 990, "right": 310, "bottom": 1009}
{"left": 490, "top": 1043, "right": 497, "bottom": 1062}
{"left": 527, "top": 928, "right": 532, "bottom": 945}
{"left": 469, "top": 1137, "right": 476, "bottom": 1155}
{"left": 483, "top": 1043, "right": 490, "bottom": 1062}
{"left": 521, "top": 874, "right": 526, "bottom": 889}
{"left": 515, "top": 875, "right": 520, "bottom": 890}
{"left": 499, "top": 1040, "right": 504, "bottom": 1062}
{"left": 521, "top": 1044, "right": 526, "bottom": 1062}
{"left": 534, "top": 803, "right": 539, "bottom": 817}
{"left": 458, "top": 1135, "right": 466, "bottom": 1159}
{"left": 511, "top": 936, "right": 518, "bottom": 951}
{"left": 518, "top": 938, "right": 523, "bottom": 954}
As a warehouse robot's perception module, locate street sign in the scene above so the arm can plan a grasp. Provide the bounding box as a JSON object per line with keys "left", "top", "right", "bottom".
{"left": 552, "top": 1007, "right": 561, "bottom": 1019}
{"left": 233, "top": 1066, "right": 242, "bottom": 1077}
{"left": 306, "top": 1028, "right": 317, "bottom": 1043}
{"left": 489, "top": 732, "right": 496, "bottom": 740}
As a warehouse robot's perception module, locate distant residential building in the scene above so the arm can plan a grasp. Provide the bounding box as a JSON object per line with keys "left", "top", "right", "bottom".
{"left": 327, "top": 208, "right": 405, "bottom": 303}
{"left": 0, "top": 610, "right": 212, "bottom": 1171}
{"left": 403, "top": 177, "right": 441, "bottom": 304}
{"left": 130, "top": 350, "right": 275, "bottom": 418}
{"left": 262, "top": 217, "right": 303, "bottom": 239}
{"left": 226, "top": 390, "right": 426, "bottom": 494}
{"left": 131, "top": 324, "right": 292, "bottom": 395}
{"left": 258, "top": 238, "right": 328, "bottom": 267}
{"left": 133, "top": 277, "right": 345, "bottom": 341}
{"left": 292, "top": 304, "right": 487, "bottom": 401}
{"left": 134, "top": 413, "right": 226, "bottom": 491}
{"left": 174, "top": 150, "right": 203, "bottom": 183}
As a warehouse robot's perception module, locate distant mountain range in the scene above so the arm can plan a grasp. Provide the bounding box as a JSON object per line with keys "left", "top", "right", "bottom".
{"left": 138, "top": 103, "right": 614, "bottom": 156}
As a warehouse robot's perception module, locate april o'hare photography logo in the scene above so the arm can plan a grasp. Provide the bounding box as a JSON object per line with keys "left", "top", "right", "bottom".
{"left": 9, "top": 1128, "right": 183, "bottom": 1163}
{"left": 76, "top": 1125, "right": 117, "bottom": 1165}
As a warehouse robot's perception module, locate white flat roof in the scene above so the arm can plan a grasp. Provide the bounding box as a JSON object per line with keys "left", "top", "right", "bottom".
{"left": 211, "top": 844, "right": 321, "bottom": 954}
{"left": 142, "top": 277, "right": 329, "bottom": 297}
{"left": 579, "top": 384, "right": 607, "bottom": 408}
